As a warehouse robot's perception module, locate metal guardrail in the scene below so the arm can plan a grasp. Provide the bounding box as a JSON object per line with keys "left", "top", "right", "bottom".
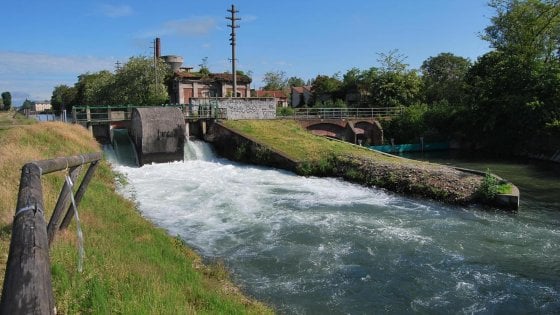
{"left": 285, "top": 107, "right": 404, "bottom": 119}
{"left": 71, "top": 105, "right": 403, "bottom": 124}
{"left": 72, "top": 104, "right": 225, "bottom": 123}
{"left": 0, "top": 152, "right": 102, "bottom": 314}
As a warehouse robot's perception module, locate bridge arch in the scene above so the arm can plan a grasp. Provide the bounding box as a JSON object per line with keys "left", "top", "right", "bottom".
{"left": 298, "top": 118, "right": 383, "bottom": 145}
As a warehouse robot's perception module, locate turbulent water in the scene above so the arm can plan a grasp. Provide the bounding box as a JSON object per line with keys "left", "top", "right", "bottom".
{"left": 111, "top": 141, "right": 560, "bottom": 314}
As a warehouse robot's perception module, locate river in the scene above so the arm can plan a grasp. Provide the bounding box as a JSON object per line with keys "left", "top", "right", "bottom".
{"left": 111, "top": 142, "right": 560, "bottom": 314}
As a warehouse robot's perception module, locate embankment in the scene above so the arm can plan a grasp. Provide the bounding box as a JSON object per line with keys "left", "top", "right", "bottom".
{"left": 0, "top": 115, "right": 271, "bottom": 314}
{"left": 208, "top": 120, "right": 519, "bottom": 209}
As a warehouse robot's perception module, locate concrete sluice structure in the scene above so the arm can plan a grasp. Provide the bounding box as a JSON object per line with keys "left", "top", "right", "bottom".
{"left": 129, "top": 107, "right": 186, "bottom": 166}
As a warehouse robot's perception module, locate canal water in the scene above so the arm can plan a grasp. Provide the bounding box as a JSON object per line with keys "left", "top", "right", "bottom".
{"left": 111, "top": 142, "right": 560, "bottom": 314}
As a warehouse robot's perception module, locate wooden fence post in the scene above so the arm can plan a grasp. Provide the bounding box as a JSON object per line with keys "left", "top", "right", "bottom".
{"left": 46, "top": 165, "right": 81, "bottom": 246}
{"left": 0, "top": 163, "right": 55, "bottom": 315}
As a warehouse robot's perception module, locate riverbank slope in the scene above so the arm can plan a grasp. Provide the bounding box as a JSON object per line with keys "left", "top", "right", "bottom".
{"left": 211, "top": 120, "right": 517, "bottom": 208}
{"left": 0, "top": 113, "right": 271, "bottom": 313}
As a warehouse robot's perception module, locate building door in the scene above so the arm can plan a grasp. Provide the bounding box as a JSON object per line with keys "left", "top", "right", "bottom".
{"left": 183, "top": 88, "right": 193, "bottom": 104}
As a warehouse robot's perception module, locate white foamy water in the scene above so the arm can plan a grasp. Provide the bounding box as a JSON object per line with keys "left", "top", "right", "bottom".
{"left": 112, "top": 141, "right": 560, "bottom": 314}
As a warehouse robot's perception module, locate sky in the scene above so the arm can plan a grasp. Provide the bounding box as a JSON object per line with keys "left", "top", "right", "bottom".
{"left": 0, "top": 0, "right": 494, "bottom": 106}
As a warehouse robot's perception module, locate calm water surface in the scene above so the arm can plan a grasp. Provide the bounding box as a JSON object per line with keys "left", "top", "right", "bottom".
{"left": 112, "top": 143, "right": 560, "bottom": 314}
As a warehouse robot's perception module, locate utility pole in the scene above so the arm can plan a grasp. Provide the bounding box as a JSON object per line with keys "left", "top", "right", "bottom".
{"left": 226, "top": 5, "right": 240, "bottom": 97}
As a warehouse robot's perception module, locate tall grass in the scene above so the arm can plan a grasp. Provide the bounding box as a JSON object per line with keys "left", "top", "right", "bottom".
{"left": 0, "top": 117, "right": 272, "bottom": 314}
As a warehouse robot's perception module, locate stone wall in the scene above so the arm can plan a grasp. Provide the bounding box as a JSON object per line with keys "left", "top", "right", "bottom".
{"left": 190, "top": 97, "right": 276, "bottom": 120}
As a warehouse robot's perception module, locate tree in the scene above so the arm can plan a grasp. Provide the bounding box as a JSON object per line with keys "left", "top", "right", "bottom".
{"left": 74, "top": 70, "right": 115, "bottom": 105}
{"left": 287, "top": 76, "right": 305, "bottom": 87}
{"left": 21, "top": 99, "right": 34, "bottom": 110}
{"left": 262, "top": 70, "right": 287, "bottom": 90}
{"left": 51, "top": 85, "right": 77, "bottom": 115}
{"left": 461, "top": 0, "right": 560, "bottom": 153}
{"left": 112, "top": 56, "right": 170, "bottom": 105}
{"left": 421, "top": 53, "right": 471, "bottom": 105}
{"left": 199, "top": 57, "right": 210, "bottom": 76}
{"left": 0, "top": 96, "right": 3, "bottom": 110}
{"left": 483, "top": 0, "right": 560, "bottom": 64}
{"left": 1, "top": 92, "right": 12, "bottom": 110}
{"left": 368, "top": 50, "right": 421, "bottom": 107}
{"left": 310, "top": 74, "right": 343, "bottom": 104}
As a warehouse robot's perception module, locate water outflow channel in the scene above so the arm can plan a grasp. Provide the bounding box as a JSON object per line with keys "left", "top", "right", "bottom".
{"left": 112, "top": 141, "right": 560, "bottom": 314}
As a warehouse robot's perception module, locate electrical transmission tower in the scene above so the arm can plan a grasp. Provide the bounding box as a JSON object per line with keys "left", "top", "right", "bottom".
{"left": 226, "top": 5, "right": 240, "bottom": 97}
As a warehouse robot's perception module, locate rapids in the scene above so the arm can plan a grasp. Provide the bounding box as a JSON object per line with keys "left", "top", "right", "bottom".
{"left": 110, "top": 141, "right": 560, "bottom": 314}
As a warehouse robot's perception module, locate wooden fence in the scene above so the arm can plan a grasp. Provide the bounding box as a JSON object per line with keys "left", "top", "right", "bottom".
{"left": 0, "top": 152, "right": 102, "bottom": 314}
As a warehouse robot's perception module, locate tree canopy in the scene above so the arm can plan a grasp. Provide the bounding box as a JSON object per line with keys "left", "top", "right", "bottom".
{"left": 421, "top": 52, "right": 471, "bottom": 105}
{"left": 50, "top": 56, "right": 171, "bottom": 113}
{"left": 262, "top": 70, "right": 287, "bottom": 90}
{"left": 1, "top": 92, "right": 12, "bottom": 110}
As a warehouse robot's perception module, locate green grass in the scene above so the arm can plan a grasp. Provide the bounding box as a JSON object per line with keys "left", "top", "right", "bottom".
{"left": 222, "top": 120, "right": 401, "bottom": 164}
{"left": 0, "top": 120, "right": 272, "bottom": 314}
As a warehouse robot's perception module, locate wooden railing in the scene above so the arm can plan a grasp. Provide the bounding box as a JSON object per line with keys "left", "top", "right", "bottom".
{"left": 0, "top": 152, "right": 102, "bottom": 314}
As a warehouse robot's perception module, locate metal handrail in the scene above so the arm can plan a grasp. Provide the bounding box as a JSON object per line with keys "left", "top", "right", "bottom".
{"left": 286, "top": 107, "right": 403, "bottom": 119}
{"left": 0, "top": 152, "right": 102, "bottom": 314}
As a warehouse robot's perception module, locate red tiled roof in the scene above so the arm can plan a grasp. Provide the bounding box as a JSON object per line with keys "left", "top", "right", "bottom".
{"left": 291, "top": 85, "right": 312, "bottom": 94}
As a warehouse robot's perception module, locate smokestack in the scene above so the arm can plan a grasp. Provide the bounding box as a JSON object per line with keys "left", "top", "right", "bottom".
{"left": 155, "top": 37, "right": 161, "bottom": 59}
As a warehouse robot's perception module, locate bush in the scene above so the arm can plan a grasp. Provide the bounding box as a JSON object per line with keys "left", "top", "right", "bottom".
{"left": 276, "top": 106, "right": 295, "bottom": 116}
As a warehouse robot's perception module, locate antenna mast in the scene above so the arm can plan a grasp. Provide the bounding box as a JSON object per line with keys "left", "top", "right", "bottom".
{"left": 226, "top": 5, "right": 240, "bottom": 97}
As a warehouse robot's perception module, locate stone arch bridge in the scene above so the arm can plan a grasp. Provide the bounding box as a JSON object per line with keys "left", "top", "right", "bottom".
{"left": 296, "top": 118, "right": 383, "bottom": 146}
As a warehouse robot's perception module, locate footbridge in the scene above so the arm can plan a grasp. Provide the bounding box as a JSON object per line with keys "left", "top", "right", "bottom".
{"left": 72, "top": 103, "right": 401, "bottom": 165}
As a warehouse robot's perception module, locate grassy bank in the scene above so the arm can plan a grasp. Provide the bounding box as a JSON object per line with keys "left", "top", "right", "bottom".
{"left": 0, "top": 113, "right": 271, "bottom": 313}
{"left": 221, "top": 120, "right": 486, "bottom": 204}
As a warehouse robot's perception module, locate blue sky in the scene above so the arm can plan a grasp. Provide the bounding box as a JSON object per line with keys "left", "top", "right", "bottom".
{"left": 0, "top": 0, "right": 494, "bottom": 106}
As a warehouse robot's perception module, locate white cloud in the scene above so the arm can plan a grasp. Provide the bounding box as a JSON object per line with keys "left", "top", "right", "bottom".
{"left": 142, "top": 17, "right": 217, "bottom": 38}
{"left": 0, "top": 51, "right": 115, "bottom": 104}
{"left": 98, "top": 4, "right": 134, "bottom": 18}
{"left": 240, "top": 14, "right": 257, "bottom": 23}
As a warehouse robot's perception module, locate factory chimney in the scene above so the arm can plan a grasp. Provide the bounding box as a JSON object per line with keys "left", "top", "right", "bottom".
{"left": 155, "top": 37, "right": 161, "bottom": 59}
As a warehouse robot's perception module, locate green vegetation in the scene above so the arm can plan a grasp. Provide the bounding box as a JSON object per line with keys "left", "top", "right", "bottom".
{"left": 0, "top": 118, "right": 271, "bottom": 314}
{"left": 221, "top": 120, "right": 518, "bottom": 206}
{"left": 276, "top": 106, "right": 295, "bottom": 116}
{"left": 51, "top": 56, "right": 170, "bottom": 115}
{"left": 0, "top": 111, "right": 34, "bottom": 130}
{"left": 477, "top": 171, "right": 514, "bottom": 201}
{"left": 294, "top": 0, "right": 560, "bottom": 155}
{"left": 223, "top": 120, "right": 397, "bottom": 164}
{"left": 1, "top": 92, "right": 11, "bottom": 111}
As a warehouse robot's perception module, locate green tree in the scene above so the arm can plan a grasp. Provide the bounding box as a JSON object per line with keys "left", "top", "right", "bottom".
{"left": 51, "top": 85, "right": 77, "bottom": 115}
{"left": 483, "top": 0, "right": 560, "bottom": 64}
{"left": 0, "top": 96, "right": 4, "bottom": 110}
{"left": 21, "top": 99, "right": 34, "bottom": 110}
{"left": 310, "top": 74, "right": 343, "bottom": 104}
{"left": 74, "top": 70, "right": 115, "bottom": 105}
{"left": 262, "top": 70, "right": 287, "bottom": 90}
{"left": 421, "top": 53, "right": 471, "bottom": 105}
{"left": 287, "top": 76, "right": 305, "bottom": 87}
{"left": 199, "top": 57, "right": 210, "bottom": 76}
{"left": 369, "top": 51, "right": 421, "bottom": 107}
{"left": 112, "top": 56, "right": 170, "bottom": 105}
{"left": 463, "top": 0, "right": 560, "bottom": 153}
{"left": 1, "top": 92, "right": 12, "bottom": 110}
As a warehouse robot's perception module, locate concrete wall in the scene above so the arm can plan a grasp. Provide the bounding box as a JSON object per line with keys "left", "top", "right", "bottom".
{"left": 205, "top": 122, "right": 299, "bottom": 172}
{"left": 129, "top": 107, "right": 186, "bottom": 166}
{"left": 190, "top": 98, "right": 276, "bottom": 120}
